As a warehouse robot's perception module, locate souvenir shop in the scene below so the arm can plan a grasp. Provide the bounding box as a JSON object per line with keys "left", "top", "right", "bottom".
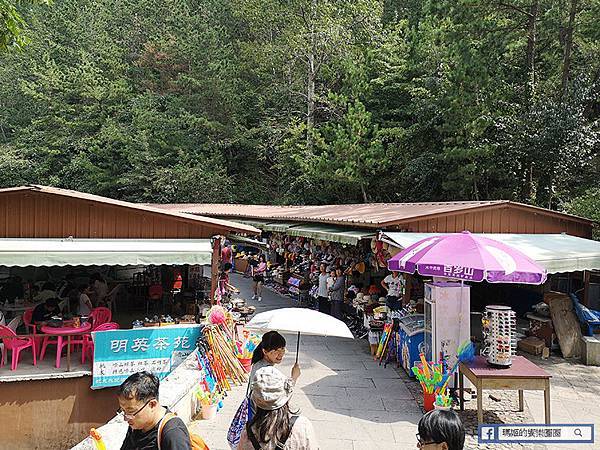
{"left": 366, "top": 231, "right": 600, "bottom": 415}
{"left": 255, "top": 230, "right": 398, "bottom": 306}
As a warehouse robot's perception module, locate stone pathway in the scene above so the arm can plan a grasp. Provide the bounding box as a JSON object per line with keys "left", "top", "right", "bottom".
{"left": 190, "top": 273, "right": 422, "bottom": 449}
{"left": 190, "top": 274, "right": 600, "bottom": 449}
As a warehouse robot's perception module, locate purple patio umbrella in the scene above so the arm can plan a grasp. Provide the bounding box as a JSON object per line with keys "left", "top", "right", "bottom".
{"left": 387, "top": 231, "right": 547, "bottom": 284}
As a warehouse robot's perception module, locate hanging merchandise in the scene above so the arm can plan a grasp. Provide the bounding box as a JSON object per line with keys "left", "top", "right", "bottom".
{"left": 237, "top": 332, "right": 261, "bottom": 372}
{"left": 482, "top": 305, "right": 517, "bottom": 367}
{"left": 202, "top": 324, "right": 248, "bottom": 392}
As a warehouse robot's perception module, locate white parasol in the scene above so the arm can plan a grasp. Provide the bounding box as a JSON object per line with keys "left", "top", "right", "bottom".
{"left": 244, "top": 308, "right": 354, "bottom": 363}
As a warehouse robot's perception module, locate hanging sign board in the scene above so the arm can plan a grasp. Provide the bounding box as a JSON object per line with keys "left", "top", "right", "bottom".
{"left": 91, "top": 324, "right": 202, "bottom": 388}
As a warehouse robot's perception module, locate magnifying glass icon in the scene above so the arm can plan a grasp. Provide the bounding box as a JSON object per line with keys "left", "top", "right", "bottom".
{"left": 574, "top": 428, "right": 582, "bottom": 437}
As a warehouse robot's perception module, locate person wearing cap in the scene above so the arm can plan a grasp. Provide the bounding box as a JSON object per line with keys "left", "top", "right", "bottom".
{"left": 238, "top": 366, "right": 318, "bottom": 450}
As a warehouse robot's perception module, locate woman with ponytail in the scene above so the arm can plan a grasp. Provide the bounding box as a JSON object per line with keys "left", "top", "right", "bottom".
{"left": 249, "top": 331, "right": 301, "bottom": 386}
{"left": 248, "top": 331, "right": 300, "bottom": 421}
{"left": 229, "top": 331, "right": 302, "bottom": 449}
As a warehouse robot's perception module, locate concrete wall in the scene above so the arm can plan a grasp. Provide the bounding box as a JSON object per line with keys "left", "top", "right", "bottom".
{"left": 0, "top": 376, "right": 118, "bottom": 450}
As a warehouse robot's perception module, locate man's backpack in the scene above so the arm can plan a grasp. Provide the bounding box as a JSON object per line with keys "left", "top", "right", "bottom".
{"left": 158, "top": 412, "right": 210, "bottom": 450}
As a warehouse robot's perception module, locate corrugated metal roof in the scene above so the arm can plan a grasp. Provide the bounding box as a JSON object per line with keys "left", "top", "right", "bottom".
{"left": 149, "top": 201, "right": 593, "bottom": 228}
{"left": 0, "top": 185, "right": 260, "bottom": 235}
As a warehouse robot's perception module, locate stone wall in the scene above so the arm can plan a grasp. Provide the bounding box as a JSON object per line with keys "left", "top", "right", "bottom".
{"left": 0, "top": 375, "right": 117, "bottom": 450}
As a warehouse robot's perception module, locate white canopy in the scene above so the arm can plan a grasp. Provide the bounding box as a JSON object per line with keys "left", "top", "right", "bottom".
{"left": 380, "top": 232, "right": 600, "bottom": 274}
{"left": 0, "top": 238, "right": 212, "bottom": 267}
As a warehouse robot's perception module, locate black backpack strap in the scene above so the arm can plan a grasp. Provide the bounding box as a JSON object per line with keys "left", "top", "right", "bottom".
{"left": 275, "top": 415, "right": 299, "bottom": 449}
{"left": 247, "top": 423, "right": 261, "bottom": 450}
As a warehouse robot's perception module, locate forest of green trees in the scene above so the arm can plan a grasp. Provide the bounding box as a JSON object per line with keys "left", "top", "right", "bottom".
{"left": 0, "top": 0, "right": 598, "bottom": 222}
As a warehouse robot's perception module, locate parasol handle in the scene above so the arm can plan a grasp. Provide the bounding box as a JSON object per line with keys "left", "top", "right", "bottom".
{"left": 295, "top": 331, "right": 300, "bottom": 364}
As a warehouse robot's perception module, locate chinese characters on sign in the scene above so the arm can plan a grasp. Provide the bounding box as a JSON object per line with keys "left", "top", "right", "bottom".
{"left": 419, "top": 264, "right": 479, "bottom": 281}
{"left": 92, "top": 325, "right": 201, "bottom": 388}
{"left": 96, "top": 358, "right": 170, "bottom": 377}
{"left": 501, "top": 428, "right": 561, "bottom": 438}
{"left": 442, "top": 265, "right": 476, "bottom": 280}
{"left": 111, "top": 336, "right": 191, "bottom": 353}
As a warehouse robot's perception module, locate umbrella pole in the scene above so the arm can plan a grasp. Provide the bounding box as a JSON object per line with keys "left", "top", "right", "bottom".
{"left": 295, "top": 331, "right": 300, "bottom": 364}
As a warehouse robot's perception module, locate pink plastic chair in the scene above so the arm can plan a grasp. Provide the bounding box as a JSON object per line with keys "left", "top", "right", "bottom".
{"left": 22, "top": 308, "right": 42, "bottom": 355}
{"left": 89, "top": 307, "right": 112, "bottom": 330}
{"left": 82, "top": 322, "right": 119, "bottom": 363}
{"left": 22, "top": 308, "right": 35, "bottom": 334}
{"left": 0, "top": 324, "right": 37, "bottom": 370}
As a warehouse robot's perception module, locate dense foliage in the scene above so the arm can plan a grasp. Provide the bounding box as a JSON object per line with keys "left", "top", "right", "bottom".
{"left": 0, "top": 0, "right": 598, "bottom": 219}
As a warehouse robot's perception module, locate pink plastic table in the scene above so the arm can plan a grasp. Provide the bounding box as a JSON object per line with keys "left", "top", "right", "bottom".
{"left": 459, "top": 355, "right": 551, "bottom": 424}
{"left": 40, "top": 323, "right": 92, "bottom": 368}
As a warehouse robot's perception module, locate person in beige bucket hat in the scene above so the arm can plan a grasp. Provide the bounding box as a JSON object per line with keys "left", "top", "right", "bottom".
{"left": 251, "top": 365, "right": 295, "bottom": 411}
{"left": 238, "top": 366, "right": 319, "bottom": 449}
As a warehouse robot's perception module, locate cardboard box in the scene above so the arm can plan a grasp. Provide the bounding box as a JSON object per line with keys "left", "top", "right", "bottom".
{"left": 518, "top": 336, "right": 545, "bottom": 355}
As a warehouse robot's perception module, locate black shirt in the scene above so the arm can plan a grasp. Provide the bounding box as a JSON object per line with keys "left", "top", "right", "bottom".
{"left": 32, "top": 303, "right": 57, "bottom": 324}
{"left": 120, "top": 412, "right": 191, "bottom": 450}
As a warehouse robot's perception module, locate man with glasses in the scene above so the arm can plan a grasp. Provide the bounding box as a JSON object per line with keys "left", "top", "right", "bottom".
{"left": 118, "top": 371, "right": 191, "bottom": 449}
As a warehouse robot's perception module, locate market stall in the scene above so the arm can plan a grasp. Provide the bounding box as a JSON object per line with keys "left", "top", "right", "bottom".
{"left": 380, "top": 231, "right": 600, "bottom": 364}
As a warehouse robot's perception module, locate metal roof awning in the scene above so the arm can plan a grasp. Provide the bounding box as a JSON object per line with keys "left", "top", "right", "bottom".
{"left": 237, "top": 219, "right": 271, "bottom": 229}
{"left": 228, "top": 234, "right": 268, "bottom": 248}
{"left": 380, "top": 232, "right": 600, "bottom": 274}
{"left": 286, "top": 224, "right": 376, "bottom": 245}
{"left": 0, "top": 239, "right": 212, "bottom": 267}
{"left": 261, "top": 222, "right": 299, "bottom": 233}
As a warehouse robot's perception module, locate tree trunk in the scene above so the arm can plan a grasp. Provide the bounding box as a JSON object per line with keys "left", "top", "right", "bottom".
{"left": 520, "top": 162, "right": 534, "bottom": 202}
{"left": 360, "top": 183, "right": 369, "bottom": 203}
{"left": 306, "top": 0, "right": 317, "bottom": 151}
{"left": 525, "top": 0, "right": 539, "bottom": 95}
{"left": 560, "top": 0, "right": 578, "bottom": 99}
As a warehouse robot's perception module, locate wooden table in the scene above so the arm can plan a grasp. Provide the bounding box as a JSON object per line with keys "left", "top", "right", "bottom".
{"left": 459, "top": 355, "right": 551, "bottom": 424}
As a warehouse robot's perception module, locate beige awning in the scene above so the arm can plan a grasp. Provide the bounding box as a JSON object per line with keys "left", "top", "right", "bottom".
{"left": 380, "top": 232, "right": 600, "bottom": 274}
{"left": 0, "top": 238, "right": 212, "bottom": 267}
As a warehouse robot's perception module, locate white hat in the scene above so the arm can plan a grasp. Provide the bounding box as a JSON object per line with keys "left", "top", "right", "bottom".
{"left": 251, "top": 366, "right": 293, "bottom": 411}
